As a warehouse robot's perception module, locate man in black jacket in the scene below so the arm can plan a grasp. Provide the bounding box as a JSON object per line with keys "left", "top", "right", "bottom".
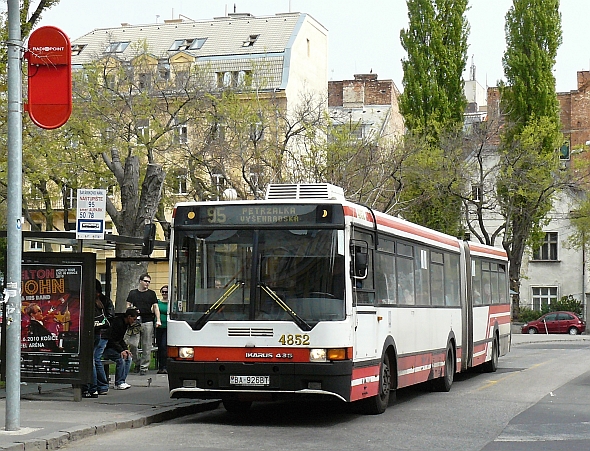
{"left": 102, "top": 308, "right": 138, "bottom": 390}
{"left": 83, "top": 280, "right": 115, "bottom": 398}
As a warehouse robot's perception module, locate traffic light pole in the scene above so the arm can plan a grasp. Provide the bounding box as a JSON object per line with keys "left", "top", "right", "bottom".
{"left": 5, "top": 0, "right": 23, "bottom": 431}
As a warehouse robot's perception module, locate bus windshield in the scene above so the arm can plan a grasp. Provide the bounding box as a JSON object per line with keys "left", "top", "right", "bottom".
{"left": 171, "top": 228, "right": 345, "bottom": 329}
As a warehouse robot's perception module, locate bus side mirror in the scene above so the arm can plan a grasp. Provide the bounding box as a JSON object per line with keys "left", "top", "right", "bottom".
{"left": 352, "top": 250, "right": 368, "bottom": 279}
{"left": 141, "top": 223, "right": 156, "bottom": 255}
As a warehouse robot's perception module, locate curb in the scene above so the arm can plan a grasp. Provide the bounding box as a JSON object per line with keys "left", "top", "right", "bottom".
{"left": 0, "top": 400, "right": 221, "bottom": 451}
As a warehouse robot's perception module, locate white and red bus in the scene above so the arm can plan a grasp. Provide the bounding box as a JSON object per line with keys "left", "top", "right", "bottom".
{"left": 166, "top": 183, "right": 511, "bottom": 414}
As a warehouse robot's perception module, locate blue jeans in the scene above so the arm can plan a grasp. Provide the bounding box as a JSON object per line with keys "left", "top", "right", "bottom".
{"left": 88, "top": 335, "right": 108, "bottom": 394}
{"left": 102, "top": 347, "right": 132, "bottom": 386}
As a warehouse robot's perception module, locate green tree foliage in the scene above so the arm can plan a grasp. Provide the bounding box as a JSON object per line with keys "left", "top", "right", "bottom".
{"left": 398, "top": 132, "right": 466, "bottom": 236}
{"left": 398, "top": 0, "right": 469, "bottom": 235}
{"left": 399, "top": 0, "right": 469, "bottom": 139}
{"left": 499, "top": 0, "right": 563, "bottom": 314}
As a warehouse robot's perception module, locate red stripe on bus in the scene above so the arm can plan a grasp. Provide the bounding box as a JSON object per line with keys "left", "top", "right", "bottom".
{"left": 350, "top": 364, "right": 380, "bottom": 401}
{"left": 343, "top": 206, "right": 460, "bottom": 249}
{"left": 468, "top": 243, "right": 508, "bottom": 258}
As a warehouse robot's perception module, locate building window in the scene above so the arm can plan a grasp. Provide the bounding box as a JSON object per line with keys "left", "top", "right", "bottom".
{"left": 189, "top": 38, "right": 207, "bottom": 50}
{"left": 174, "top": 172, "right": 188, "bottom": 195}
{"left": 532, "top": 286, "right": 558, "bottom": 311}
{"left": 71, "top": 44, "right": 86, "bottom": 56}
{"left": 236, "top": 70, "right": 250, "bottom": 87}
{"left": 169, "top": 38, "right": 207, "bottom": 52}
{"left": 174, "top": 122, "right": 188, "bottom": 144}
{"left": 471, "top": 184, "right": 482, "bottom": 201}
{"left": 175, "top": 69, "right": 189, "bottom": 89}
{"left": 138, "top": 72, "right": 152, "bottom": 91}
{"left": 249, "top": 121, "right": 264, "bottom": 142}
{"left": 242, "top": 34, "right": 260, "bottom": 47}
{"left": 105, "top": 41, "right": 130, "bottom": 53}
{"left": 158, "top": 59, "right": 170, "bottom": 81}
{"left": 137, "top": 119, "right": 150, "bottom": 143}
{"left": 559, "top": 139, "right": 570, "bottom": 160}
{"left": 532, "top": 232, "right": 558, "bottom": 261}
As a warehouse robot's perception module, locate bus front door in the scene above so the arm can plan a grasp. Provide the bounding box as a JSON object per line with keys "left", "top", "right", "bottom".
{"left": 354, "top": 307, "right": 378, "bottom": 360}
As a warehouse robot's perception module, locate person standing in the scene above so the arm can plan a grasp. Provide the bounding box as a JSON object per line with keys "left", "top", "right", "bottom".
{"left": 102, "top": 308, "right": 138, "bottom": 390}
{"left": 155, "top": 285, "right": 168, "bottom": 374}
{"left": 126, "top": 274, "right": 160, "bottom": 375}
{"left": 83, "top": 279, "right": 115, "bottom": 398}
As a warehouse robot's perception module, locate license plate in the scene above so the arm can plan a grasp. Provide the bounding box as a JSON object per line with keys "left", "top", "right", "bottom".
{"left": 229, "top": 375, "right": 270, "bottom": 386}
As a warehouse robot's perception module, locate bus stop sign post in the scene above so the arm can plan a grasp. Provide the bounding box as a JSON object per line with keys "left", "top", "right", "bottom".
{"left": 24, "top": 26, "right": 72, "bottom": 130}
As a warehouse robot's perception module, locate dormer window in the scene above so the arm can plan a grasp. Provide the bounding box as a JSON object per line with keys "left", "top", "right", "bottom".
{"left": 105, "top": 41, "right": 130, "bottom": 53}
{"left": 71, "top": 44, "right": 86, "bottom": 56}
{"left": 169, "top": 37, "right": 207, "bottom": 52}
{"left": 242, "top": 34, "right": 260, "bottom": 47}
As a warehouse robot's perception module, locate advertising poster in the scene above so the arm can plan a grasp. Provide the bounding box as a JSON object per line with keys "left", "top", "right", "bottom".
{"left": 21, "top": 254, "right": 94, "bottom": 383}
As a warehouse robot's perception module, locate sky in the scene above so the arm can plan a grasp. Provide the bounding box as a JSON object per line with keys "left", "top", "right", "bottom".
{"left": 16, "top": 0, "right": 590, "bottom": 93}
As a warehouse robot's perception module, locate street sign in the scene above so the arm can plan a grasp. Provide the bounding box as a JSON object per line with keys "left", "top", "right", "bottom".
{"left": 76, "top": 189, "right": 106, "bottom": 239}
{"left": 25, "top": 26, "right": 72, "bottom": 129}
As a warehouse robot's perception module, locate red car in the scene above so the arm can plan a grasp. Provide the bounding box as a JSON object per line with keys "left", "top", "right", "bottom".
{"left": 521, "top": 311, "right": 586, "bottom": 335}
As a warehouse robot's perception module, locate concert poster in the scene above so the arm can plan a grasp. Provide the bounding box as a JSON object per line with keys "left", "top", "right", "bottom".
{"left": 20, "top": 254, "right": 95, "bottom": 384}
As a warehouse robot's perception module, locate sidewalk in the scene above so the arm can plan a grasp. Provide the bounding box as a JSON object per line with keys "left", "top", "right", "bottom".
{"left": 511, "top": 323, "right": 590, "bottom": 345}
{"left": 0, "top": 370, "right": 220, "bottom": 450}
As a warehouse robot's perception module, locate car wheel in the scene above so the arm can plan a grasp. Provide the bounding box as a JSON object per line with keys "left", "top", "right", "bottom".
{"left": 528, "top": 328, "right": 538, "bottom": 334}
{"left": 568, "top": 327, "right": 579, "bottom": 335}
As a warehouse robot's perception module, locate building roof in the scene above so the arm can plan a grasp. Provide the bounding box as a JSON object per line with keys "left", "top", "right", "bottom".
{"left": 70, "top": 12, "right": 320, "bottom": 92}
{"left": 71, "top": 12, "right": 306, "bottom": 65}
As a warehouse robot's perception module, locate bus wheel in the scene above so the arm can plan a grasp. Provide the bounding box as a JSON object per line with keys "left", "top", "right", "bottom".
{"left": 432, "top": 346, "right": 454, "bottom": 392}
{"left": 360, "top": 353, "right": 392, "bottom": 415}
{"left": 482, "top": 336, "right": 499, "bottom": 373}
{"left": 222, "top": 399, "right": 252, "bottom": 414}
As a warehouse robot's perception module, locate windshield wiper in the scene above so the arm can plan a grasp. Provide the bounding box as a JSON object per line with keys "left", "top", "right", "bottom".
{"left": 194, "top": 281, "right": 244, "bottom": 330}
{"left": 259, "top": 283, "right": 312, "bottom": 331}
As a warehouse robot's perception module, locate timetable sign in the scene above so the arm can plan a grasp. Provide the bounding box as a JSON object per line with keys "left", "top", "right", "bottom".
{"left": 76, "top": 189, "right": 107, "bottom": 239}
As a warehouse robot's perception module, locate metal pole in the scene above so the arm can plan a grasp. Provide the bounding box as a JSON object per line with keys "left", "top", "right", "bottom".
{"left": 5, "top": 0, "right": 23, "bottom": 431}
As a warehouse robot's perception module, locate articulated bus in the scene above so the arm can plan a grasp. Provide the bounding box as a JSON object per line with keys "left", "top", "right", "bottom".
{"left": 166, "top": 183, "right": 511, "bottom": 414}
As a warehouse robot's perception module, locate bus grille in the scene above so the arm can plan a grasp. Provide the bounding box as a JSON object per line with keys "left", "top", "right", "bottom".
{"left": 265, "top": 183, "right": 345, "bottom": 200}
{"left": 228, "top": 327, "right": 274, "bottom": 337}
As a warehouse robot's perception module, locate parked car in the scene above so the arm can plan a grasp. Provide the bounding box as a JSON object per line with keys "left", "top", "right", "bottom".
{"left": 521, "top": 311, "right": 586, "bottom": 335}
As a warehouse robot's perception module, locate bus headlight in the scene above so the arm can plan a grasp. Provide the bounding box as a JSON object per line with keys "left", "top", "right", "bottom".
{"left": 178, "top": 347, "right": 195, "bottom": 359}
{"left": 310, "top": 348, "right": 347, "bottom": 362}
{"left": 309, "top": 349, "right": 327, "bottom": 362}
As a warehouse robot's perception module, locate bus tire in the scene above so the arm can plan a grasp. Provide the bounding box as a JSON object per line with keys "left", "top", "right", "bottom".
{"left": 432, "top": 345, "right": 454, "bottom": 392}
{"left": 482, "top": 335, "right": 499, "bottom": 373}
{"left": 222, "top": 399, "right": 252, "bottom": 414}
{"left": 359, "top": 352, "right": 393, "bottom": 415}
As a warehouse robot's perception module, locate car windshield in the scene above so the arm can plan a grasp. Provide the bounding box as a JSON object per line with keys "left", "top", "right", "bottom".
{"left": 170, "top": 228, "right": 345, "bottom": 330}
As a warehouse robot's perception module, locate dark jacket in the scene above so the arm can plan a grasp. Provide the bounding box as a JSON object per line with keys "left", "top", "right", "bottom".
{"left": 103, "top": 314, "right": 130, "bottom": 354}
{"left": 94, "top": 293, "right": 115, "bottom": 337}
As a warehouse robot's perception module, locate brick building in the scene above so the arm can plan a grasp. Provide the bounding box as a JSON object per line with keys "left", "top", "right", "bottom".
{"left": 328, "top": 73, "right": 404, "bottom": 145}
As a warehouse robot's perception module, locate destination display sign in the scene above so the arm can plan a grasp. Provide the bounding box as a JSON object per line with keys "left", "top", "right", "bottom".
{"left": 175, "top": 204, "right": 344, "bottom": 227}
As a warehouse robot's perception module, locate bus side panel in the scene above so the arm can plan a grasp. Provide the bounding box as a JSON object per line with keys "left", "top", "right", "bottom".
{"left": 472, "top": 304, "right": 511, "bottom": 367}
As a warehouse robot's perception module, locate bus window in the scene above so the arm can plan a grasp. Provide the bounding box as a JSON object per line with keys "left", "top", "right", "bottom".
{"left": 375, "top": 252, "right": 396, "bottom": 305}
{"left": 472, "top": 260, "right": 482, "bottom": 305}
{"left": 396, "top": 250, "right": 415, "bottom": 305}
{"left": 498, "top": 264, "right": 508, "bottom": 304}
{"left": 482, "top": 262, "right": 492, "bottom": 304}
{"left": 415, "top": 248, "right": 430, "bottom": 305}
{"left": 430, "top": 251, "right": 444, "bottom": 306}
{"left": 445, "top": 253, "right": 460, "bottom": 306}
{"left": 490, "top": 266, "right": 500, "bottom": 303}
